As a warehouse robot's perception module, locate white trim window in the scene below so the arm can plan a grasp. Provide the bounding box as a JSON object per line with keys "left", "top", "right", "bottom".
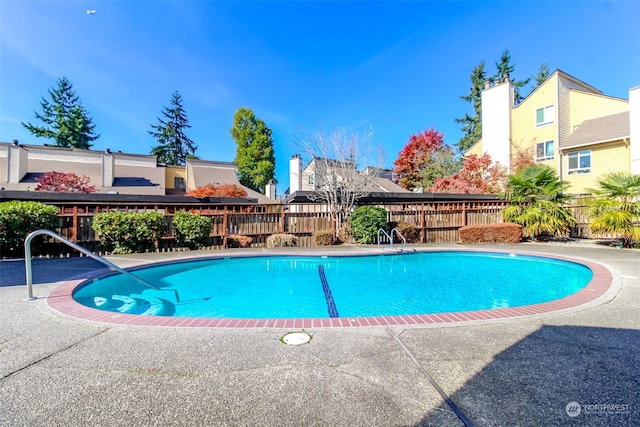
{"left": 536, "top": 140, "right": 554, "bottom": 161}
{"left": 535, "top": 105, "right": 554, "bottom": 126}
{"left": 568, "top": 150, "right": 591, "bottom": 174}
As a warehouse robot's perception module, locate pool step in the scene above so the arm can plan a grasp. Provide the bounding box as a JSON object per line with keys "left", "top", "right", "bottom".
{"left": 93, "top": 294, "right": 168, "bottom": 316}
{"left": 130, "top": 294, "right": 166, "bottom": 316}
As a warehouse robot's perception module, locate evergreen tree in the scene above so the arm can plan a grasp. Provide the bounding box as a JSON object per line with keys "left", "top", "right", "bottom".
{"left": 22, "top": 77, "right": 99, "bottom": 149}
{"left": 455, "top": 61, "right": 486, "bottom": 153}
{"left": 149, "top": 91, "right": 196, "bottom": 165}
{"left": 230, "top": 107, "right": 276, "bottom": 193}
{"left": 533, "top": 62, "right": 550, "bottom": 89}
{"left": 494, "top": 49, "right": 531, "bottom": 105}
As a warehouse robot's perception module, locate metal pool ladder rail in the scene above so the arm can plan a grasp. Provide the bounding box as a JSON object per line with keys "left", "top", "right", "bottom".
{"left": 377, "top": 228, "right": 407, "bottom": 251}
{"left": 24, "top": 229, "right": 163, "bottom": 301}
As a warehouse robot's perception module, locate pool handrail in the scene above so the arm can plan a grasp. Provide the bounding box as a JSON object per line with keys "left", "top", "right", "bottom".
{"left": 377, "top": 228, "right": 407, "bottom": 250}
{"left": 391, "top": 228, "right": 407, "bottom": 248}
{"left": 24, "top": 229, "right": 162, "bottom": 300}
{"left": 377, "top": 228, "right": 392, "bottom": 250}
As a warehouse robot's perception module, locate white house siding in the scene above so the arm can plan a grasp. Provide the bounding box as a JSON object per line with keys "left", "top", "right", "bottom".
{"left": 481, "top": 80, "right": 513, "bottom": 171}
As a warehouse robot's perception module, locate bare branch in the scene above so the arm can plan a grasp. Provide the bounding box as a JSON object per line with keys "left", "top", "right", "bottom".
{"left": 292, "top": 125, "right": 386, "bottom": 233}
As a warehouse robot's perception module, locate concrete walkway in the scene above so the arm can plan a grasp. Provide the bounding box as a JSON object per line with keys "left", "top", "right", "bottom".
{"left": 1, "top": 242, "right": 638, "bottom": 426}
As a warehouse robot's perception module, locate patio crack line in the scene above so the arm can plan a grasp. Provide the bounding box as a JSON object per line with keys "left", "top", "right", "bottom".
{"left": 0, "top": 328, "right": 111, "bottom": 381}
{"left": 327, "top": 364, "right": 435, "bottom": 411}
{"left": 388, "top": 328, "right": 475, "bottom": 427}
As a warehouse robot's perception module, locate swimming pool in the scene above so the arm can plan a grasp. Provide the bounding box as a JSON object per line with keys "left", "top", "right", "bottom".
{"left": 71, "top": 251, "right": 595, "bottom": 321}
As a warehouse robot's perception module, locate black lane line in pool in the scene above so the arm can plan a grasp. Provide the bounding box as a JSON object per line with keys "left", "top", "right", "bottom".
{"left": 318, "top": 265, "right": 339, "bottom": 318}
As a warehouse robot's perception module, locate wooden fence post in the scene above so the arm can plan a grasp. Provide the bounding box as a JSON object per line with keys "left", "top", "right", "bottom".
{"left": 420, "top": 204, "right": 426, "bottom": 243}
{"left": 71, "top": 206, "right": 78, "bottom": 243}
{"left": 222, "top": 205, "right": 228, "bottom": 248}
{"left": 462, "top": 203, "right": 467, "bottom": 227}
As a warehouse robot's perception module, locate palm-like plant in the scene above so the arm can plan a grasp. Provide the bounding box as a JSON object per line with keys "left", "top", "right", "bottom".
{"left": 588, "top": 173, "right": 640, "bottom": 247}
{"left": 501, "top": 164, "right": 576, "bottom": 239}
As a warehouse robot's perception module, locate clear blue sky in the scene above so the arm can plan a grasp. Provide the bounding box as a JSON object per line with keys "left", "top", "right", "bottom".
{"left": 1, "top": 1, "right": 639, "bottom": 193}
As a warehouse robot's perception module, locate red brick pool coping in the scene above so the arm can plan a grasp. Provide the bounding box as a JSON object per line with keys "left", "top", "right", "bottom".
{"left": 45, "top": 249, "right": 614, "bottom": 328}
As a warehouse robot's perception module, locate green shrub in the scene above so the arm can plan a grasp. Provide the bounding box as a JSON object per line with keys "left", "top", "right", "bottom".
{"left": 349, "top": 206, "right": 388, "bottom": 244}
{"left": 172, "top": 211, "right": 212, "bottom": 249}
{"left": 0, "top": 201, "right": 59, "bottom": 256}
{"left": 313, "top": 230, "right": 335, "bottom": 246}
{"left": 92, "top": 211, "right": 166, "bottom": 254}
{"left": 266, "top": 233, "right": 298, "bottom": 248}
{"left": 226, "top": 234, "right": 252, "bottom": 248}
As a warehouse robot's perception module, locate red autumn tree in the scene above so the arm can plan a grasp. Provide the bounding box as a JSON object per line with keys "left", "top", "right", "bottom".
{"left": 35, "top": 171, "right": 96, "bottom": 193}
{"left": 392, "top": 128, "right": 449, "bottom": 191}
{"left": 511, "top": 143, "right": 535, "bottom": 173}
{"left": 429, "top": 153, "right": 507, "bottom": 194}
{"left": 186, "top": 183, "right": 248, "bottom": 198}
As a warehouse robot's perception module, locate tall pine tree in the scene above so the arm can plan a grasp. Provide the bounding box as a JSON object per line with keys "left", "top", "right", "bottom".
{"left": 494, "top": 49, "right": 531, "bottom": 105}
{"left": 455, "top": 61, "right": 486, "bottom": 153}
{"left": 230, "top": 107, "right": 276, "bottom": 194}
{"left": 149, "top": 91, "right": 196, "bottom": 165}
{"left": 22, "top": 77, "right": 99, "bottom": 149}
{"left": 533, "top": 62, "right": 550, "bottom": 89}
{"left": 456, "top": 51, "right": 538, "bottom": 153}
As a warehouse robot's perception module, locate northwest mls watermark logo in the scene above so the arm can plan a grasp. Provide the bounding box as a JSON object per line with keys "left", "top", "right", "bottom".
{"left": 566, "top": 401, "right": 632, "bottom": 417}
{"left": 565, "top": 402, "right": 581, "bottom": 417}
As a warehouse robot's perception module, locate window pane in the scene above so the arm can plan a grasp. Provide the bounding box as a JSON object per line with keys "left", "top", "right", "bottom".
{"left": 546, "top": 141, "right": 554, "bottom": 156}
{"left": 568, "top": 153, "right": 578, "bottom": 169}
{"left": 536, "top": 108, "right": 544, "bottom": 124}
{"left": 580, "top": 152, "right": 591, "bottom": 168}
{"left": 536, "top": 143, "right": 544, "bottom": 158}
{"left": 545, "top": 105, "right": 555, "bottom": 123}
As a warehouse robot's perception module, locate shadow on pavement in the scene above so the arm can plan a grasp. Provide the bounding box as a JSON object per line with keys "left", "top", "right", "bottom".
{"left": 417, "top": 325, "right": 639, "bottom": 426}
{"left": 0, "top": 257, "right": 110, "bottom": 287}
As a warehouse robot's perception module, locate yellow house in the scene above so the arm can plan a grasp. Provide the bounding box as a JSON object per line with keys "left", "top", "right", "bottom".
{"left": 469, "top": 70, "right": 639, "bottom": 195}
{"left": 164, "top": 164, "right": 187, "bottom": 195}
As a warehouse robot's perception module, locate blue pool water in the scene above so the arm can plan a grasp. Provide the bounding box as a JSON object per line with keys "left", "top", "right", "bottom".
{"left": 73, "top": 251, "right": 593, "bottom": 318}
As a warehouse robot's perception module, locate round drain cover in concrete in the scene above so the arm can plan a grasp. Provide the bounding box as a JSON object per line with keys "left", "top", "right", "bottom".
{"left": 282, "top": 332, "right": 311, "bottom": 345}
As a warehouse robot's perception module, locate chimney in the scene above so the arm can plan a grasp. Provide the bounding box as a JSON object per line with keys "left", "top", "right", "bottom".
{"left": 102, "top": 149, "right": 115, "bottom": 186}
{"left": 7, "top": 143, "right": 28, "bottom": 183}
{"left": 289, "top": 154, "right": 302, "bottom": 194}
{"left": 481, "top": 77, "right": 514, "bottom": 172}
{"left": 265, "top": 180, "right": 276, "bottom": 200}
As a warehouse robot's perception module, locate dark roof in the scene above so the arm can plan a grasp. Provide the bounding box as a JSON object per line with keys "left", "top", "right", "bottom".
{"left": 112, "top": 177, "right": 159, "bottom": 187}
{"left": 561, "top": 112, "right": 630, "bottom": 150}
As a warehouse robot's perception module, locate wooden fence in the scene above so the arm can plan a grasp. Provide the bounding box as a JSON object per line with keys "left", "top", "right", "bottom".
{"left": 38, "top": 198, "right": 595, "bottom": 253}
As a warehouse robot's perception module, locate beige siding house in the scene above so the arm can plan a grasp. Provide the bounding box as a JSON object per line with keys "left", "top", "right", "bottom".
{"left": 0, "top": 142, "right": 275, "bottom": 202}
{"left": 472, "top": 70, "right": 639, "bottom": 195}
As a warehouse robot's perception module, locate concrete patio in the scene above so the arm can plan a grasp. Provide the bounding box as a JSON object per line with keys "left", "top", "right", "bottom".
{"left": 1, "top": 242, "right": 638, "bottom": 426}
